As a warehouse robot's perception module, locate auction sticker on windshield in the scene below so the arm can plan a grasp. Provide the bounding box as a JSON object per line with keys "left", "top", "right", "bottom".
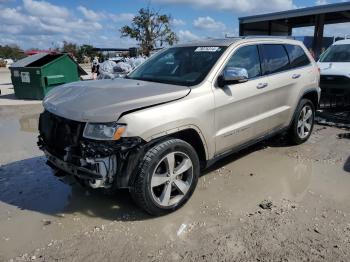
{"left": 195, "top": 47, "right": 221, "bottom": 52}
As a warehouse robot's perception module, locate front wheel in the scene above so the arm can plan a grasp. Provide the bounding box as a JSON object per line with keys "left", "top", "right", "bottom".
{"left": 130, "top": 139, "right": 200, "bottom": 216}
{"left": 289, "top": 99, "right": 315, "bottom": 145}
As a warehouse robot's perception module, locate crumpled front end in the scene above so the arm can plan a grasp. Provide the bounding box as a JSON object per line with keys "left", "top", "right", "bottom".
{"left": 38, "top": 110, "right": 144, "bottom": 189}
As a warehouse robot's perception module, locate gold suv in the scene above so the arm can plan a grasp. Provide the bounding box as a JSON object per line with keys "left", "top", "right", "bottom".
{"left": 39, "top": 37, "right": 321, "bottom": 215}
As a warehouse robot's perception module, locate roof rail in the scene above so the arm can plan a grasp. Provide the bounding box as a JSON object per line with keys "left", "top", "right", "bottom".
{"left": 242, "top": 36, "right": 294, "bottom": 39}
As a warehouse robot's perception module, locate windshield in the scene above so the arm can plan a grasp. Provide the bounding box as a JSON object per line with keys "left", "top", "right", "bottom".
{"left": 128, "top": 46, "right": 227, "bottom": 86}
{"left": 319, "top": 44, "right": 350, "bottom": 62}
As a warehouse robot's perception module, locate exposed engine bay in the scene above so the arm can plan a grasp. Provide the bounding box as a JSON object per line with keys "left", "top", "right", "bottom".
{"left": 38, "top": 110, "right": 144, "bottom": 189}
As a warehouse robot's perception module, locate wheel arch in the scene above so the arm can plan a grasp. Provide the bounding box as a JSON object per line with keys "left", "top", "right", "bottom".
{"left": 122, "top": 126, "right": 208, "bottom": 189}
{"left": 146, "top": 127, "right": 209, "bottom": 167}
{"left": 301, "top": 89, "right": 319, "bottom": 109}
{"left": 289, "top": 88, "right": 319, "bottom": 128}
{"left": 167, "top": 128, "right": 207, "bottom": 168}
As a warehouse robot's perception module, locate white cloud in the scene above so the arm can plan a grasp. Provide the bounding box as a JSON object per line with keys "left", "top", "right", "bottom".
{"left": 109, "top": 13, "right": 134, "bottom": 23}
{"left": 154, "top": 0, "right": 294, "bottom": 14}
{"left": 193, "top": 16, "right": 226, "bottom": 31}
{"left": 324, "top": 23, "right": 350, "bottom": 38}
{"left": 0, "top": 1, "right": 106, "bottom": 49}
{"left": 0, "top": 7, "right": 29, "bottom": 25}
{"left": 178, "top": 30, "right": 201, "bottom": 42}
{"left": 23, "top": 0, "right": 69, "bottom": 18}
{"left": 315, "top": 0, "right": 328, "bottom": 5}
{"left": 172, "top": 18, "right": 186, "bottom": 26}
{"left": 0, "top": 0, "right": 136, "bottom": 49}
{"left": 293, "top": 22, "right": 350, "bottom": 37}
{"left": 77, "top": 6, "right": 103, "bottom": 21}
{"left": 0, "top": 6, "right": 102, "bottom": 36}
{"left": 76, "top": 8, "right": 134, "bottom": 23}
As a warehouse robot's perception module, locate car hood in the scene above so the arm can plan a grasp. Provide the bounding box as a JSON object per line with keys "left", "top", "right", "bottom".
{"left": 43, "top": 78, "right": 191, "bottom": 122}
{"left": 317, "top": 62, "right": 350, "bottom": 77}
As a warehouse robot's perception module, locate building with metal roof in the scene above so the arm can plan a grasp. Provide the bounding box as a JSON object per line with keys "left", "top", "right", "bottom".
{"left": 239, "top": 2, "right": 350, "bottom": 57}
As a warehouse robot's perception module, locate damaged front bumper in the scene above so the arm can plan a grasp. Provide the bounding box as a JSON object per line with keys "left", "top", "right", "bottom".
{"left": 39, "top": 136, "right": 144, "bottom": 189}
{"left": 38, "top": 110, "right": 145, "bottom": 189}
{"left": 44, "top": 149, "right": 104, "bottom": 180}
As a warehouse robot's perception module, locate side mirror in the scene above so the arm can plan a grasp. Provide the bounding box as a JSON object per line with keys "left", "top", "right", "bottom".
{"left": 218, "top": 67, "right": 248, "bottom": 87}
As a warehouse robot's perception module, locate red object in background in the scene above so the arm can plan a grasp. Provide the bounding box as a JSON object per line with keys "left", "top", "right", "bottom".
{"left": 24, "top": 50, "right": 59, "bottom": 56}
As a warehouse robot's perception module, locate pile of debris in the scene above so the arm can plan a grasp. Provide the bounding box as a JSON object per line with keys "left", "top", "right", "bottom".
{"left": 97, "top": 56, "right": 147, "bottom": 80}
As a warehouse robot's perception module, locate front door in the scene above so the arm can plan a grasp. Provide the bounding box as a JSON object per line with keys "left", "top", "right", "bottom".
{"left": 213, "top": 44, "right": 272, "bottom": 155}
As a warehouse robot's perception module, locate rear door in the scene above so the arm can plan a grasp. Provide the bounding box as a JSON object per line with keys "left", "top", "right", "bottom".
{"left": 283, "top": 44, "right": 314, "bottom": 125}
{"left": 257, "top": 44, "right": 296, "bottom": 131}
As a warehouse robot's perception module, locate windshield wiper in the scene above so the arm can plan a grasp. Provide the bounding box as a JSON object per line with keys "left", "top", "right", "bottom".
{"left": 128, "top": 76, "right": 173, "bottom": 85}
{"left": 127, "top": 76, "right": 192, "bottom": 87}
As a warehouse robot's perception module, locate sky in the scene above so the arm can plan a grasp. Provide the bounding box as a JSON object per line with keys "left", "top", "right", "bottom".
{"left": 0, "top": 0, "right": 349, "bottom": 50}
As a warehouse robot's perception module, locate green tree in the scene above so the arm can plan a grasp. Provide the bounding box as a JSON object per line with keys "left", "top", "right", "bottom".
{"left": 61, "top": 41, "right": 78, "bottom": 58}
{"left": 77, "top": 44, "right": 98, "bottom": 63}
{"left": 0, "top": 45, "right": 25, "bottom": 60}
{"left": 120, "top": 8, "right": 178, "bottom": 55}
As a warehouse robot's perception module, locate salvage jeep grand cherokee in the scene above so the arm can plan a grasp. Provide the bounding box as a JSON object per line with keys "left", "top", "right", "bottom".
{"left": 38, "top": 38, "right": 320, "bottom": 215}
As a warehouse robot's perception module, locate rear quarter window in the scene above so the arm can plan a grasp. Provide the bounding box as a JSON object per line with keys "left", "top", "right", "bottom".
{"left": 284, "top": 44, "right": 310, "bottom": 68}
{"left": 259, "top": 44, "right": 290, "bottom": 75}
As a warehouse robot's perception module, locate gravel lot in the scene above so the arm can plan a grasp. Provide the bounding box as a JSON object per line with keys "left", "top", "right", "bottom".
{"left": 0, "top": 70, "right": 349, "bottom": 261}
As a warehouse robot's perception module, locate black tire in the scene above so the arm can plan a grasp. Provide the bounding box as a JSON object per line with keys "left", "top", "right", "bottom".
{"left": 130, "top": 138, "right": 200, "bottom": 216}
{"left": 289, "top": 98, "right": 315, "bottom": 145}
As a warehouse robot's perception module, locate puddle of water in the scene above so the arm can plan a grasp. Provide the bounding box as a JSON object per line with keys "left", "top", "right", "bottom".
{"left": 0, "top": 108, "right": 145, "bottom": 220}
{"left": 0, "top": 110, "right": 347, "bottom": 223}
{"left": 0, "top": 156, "right": 71, "bottom": 214}
{"left": 19, "top": 113, "right": 39, "bottom": 133}
{"left": 1, "top": 105, "right": 350, "bottom": 260}
{"left": 0, "top": 110, "right": 42, "bottom": 164}
{"left": 345, "top": 157, "right": 350, "bottom": 172}
{"left": 0, "top": 155, "right": 153, "bottom": 221}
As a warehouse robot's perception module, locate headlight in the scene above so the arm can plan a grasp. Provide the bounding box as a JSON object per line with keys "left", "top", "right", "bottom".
{"left": 83, "top": 122, "right": 126, "bottom": 140}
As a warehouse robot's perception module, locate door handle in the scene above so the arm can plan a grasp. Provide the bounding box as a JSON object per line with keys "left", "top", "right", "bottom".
{"left": 292, "top": 74, "right": 301, "bottom": 79}
{"left": 257, "top": 83, "right": 268, "bottom": 89}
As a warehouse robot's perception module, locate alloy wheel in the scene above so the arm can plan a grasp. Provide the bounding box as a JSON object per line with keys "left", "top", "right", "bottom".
{"left": 150, "top": 151, "right": 193, "bottom": 207}
{"left": 297, "top": 105, "right": 313, "bottom": 139}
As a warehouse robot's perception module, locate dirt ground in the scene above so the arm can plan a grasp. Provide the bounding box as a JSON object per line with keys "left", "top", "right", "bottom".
{"left": 0, "top": 103, "right": 350, "bottom": 262}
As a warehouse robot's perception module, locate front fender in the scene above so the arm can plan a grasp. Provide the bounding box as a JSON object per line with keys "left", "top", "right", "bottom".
{"left": 118, "top": 84, "right": 216, "bottom": 160}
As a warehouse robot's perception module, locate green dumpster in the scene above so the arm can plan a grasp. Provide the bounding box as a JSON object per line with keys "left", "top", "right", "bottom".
{"left": 10, "top": 53, "right": 87, "bottom": 100}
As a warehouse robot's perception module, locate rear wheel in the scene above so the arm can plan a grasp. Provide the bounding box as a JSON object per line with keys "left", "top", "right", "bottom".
{"left": 130, "top": 139, "right": 200, "bottom": 216}
{"left": 289, "top": 99, "right": 315, "bottom": 145}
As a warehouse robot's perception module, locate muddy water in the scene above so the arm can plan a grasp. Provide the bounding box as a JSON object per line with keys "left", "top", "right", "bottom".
{"left": 0, "top": 105, "right": 349, "bottom": 261}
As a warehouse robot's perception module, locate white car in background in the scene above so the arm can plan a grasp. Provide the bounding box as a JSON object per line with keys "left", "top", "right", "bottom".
{"left": 318, "top": 39, "right": 350, "bottom": 88}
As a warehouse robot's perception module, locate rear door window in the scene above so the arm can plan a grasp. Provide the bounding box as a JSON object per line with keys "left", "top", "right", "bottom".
{"left": 259, "top": 44, "right": 290, "bottom": 75}
{"left": 226, "top": 45, "right": 261, "bottom": 79}
{"left": 285, "top": 44, "right": 310, "bottom": 68}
